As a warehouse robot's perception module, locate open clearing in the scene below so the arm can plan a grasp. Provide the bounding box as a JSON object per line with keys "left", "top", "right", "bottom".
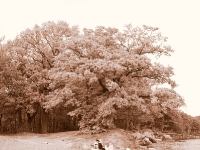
{"left": 0, "top": 129, "right": 136, "bottom": 150}
{"left": 0, "top": 129, "right": 180, "bottom": 150}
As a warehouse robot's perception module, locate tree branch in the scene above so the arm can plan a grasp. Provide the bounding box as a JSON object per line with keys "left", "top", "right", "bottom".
{"left": 98, "top": 79, "right": 108, "bottom": 92}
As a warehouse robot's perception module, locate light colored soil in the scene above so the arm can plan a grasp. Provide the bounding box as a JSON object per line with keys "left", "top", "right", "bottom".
{"left": 0, "top": 129, "right": 135, "bottom": 150}
{"left": 0, "top": 129, "right": 181, "bottom": 150}
{"left": 0, "top": 132, "right": 75, "bottom": 150}
{"left": 152, "top": 141, "right": 181, "bottom": 150}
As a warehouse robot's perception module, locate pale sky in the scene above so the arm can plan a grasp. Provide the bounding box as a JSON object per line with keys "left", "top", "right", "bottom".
{"left": 0, "top": 0, "right": 200, "bottom": 116}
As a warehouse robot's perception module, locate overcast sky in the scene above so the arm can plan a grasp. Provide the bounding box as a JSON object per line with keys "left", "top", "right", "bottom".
{"left": 0, "top": 0, "right": 200, "bottom": 116}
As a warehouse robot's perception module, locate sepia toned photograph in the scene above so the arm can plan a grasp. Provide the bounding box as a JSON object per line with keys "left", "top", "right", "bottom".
{"left": 0, "top": 0, "right": 200, "bottom": 149}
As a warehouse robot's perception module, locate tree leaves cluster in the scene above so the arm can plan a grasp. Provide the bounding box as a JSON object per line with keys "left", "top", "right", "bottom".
{"left": 0, "top": 21, "right": 196, "bottom": 134}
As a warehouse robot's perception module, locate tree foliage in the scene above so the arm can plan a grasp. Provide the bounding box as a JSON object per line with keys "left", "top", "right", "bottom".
{"left": 0, "top": 21, "right": 198, "bottom": 134}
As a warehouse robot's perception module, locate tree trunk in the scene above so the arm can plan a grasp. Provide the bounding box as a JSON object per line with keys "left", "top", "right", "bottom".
{"left": 41, "top": 108, "right": 49, "bottom": 134}
{"left": 126, "top": 108, "right": 131, "bottom": 130}
{"left": 0, "top": 113, "right": 2, "bottom": 133}
{"left": 33, "top": 117, "right": 36, "bottom": 132}
{"left": 14, "top": 116, "right": 17, "bottom": 133}
{"left": 49, "top": 117, "right": 52, "bottom": 133}
{"left": 53, "top": 117, "right": 56, "bottom": 133}
{"left": 161, "top": 116, "right": 164, "bottom": 132}
{"left": 27, "top": 112, "right": 37, "bottom": 132}
{"left": 18, "top": 109, "right": 23, "bottom": 130}
{"left": 10, "top": 120, "right": 12, "bottom": 133}
{"left": 39, "top": 111, "right": 42, "bottom": 133}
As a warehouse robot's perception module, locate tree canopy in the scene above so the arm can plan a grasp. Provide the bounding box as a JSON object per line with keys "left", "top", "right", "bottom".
{"left": 0, "top": 21, "right": 194, "bottom": 134}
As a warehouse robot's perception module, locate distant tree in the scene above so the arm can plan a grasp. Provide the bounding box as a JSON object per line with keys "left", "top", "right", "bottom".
{"left": 191, "top": 117, "right": 200, "bottom": 134}
{"left": 150, "top": 87, "right": 185, "bottom": 131}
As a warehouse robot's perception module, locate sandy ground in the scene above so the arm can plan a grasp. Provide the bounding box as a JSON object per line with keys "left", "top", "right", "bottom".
{"left": 0, "top": 132, "right": 75, "bottom": 150}
{"left": 152, "top": 141, "right": 182, "bottom": 150}
{"left": 0, "top": 129, "right": 135, "bottom": 150}
{"left": 0, "top": 129, "right": 181, "bottom": 150}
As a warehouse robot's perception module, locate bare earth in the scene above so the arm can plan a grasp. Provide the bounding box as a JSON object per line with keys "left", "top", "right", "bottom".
{"left": 0, "top": 129, "right": 181, "bottom": 150}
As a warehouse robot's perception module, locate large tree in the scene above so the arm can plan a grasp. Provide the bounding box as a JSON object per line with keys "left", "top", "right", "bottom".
{"left": 46, "top": 24, "right": 184, "bottom": 132}
{"left": 3, "top": 22, "right": 185, "bottom": 133}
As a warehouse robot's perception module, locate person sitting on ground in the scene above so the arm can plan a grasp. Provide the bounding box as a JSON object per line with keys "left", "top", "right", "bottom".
{"left": 96, "top": 139, "right": 106, "bottom": 150}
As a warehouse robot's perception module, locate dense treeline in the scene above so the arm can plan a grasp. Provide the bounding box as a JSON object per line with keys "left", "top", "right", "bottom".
{"left": 0, "top": 21, "right": 200, "bottom": 134}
